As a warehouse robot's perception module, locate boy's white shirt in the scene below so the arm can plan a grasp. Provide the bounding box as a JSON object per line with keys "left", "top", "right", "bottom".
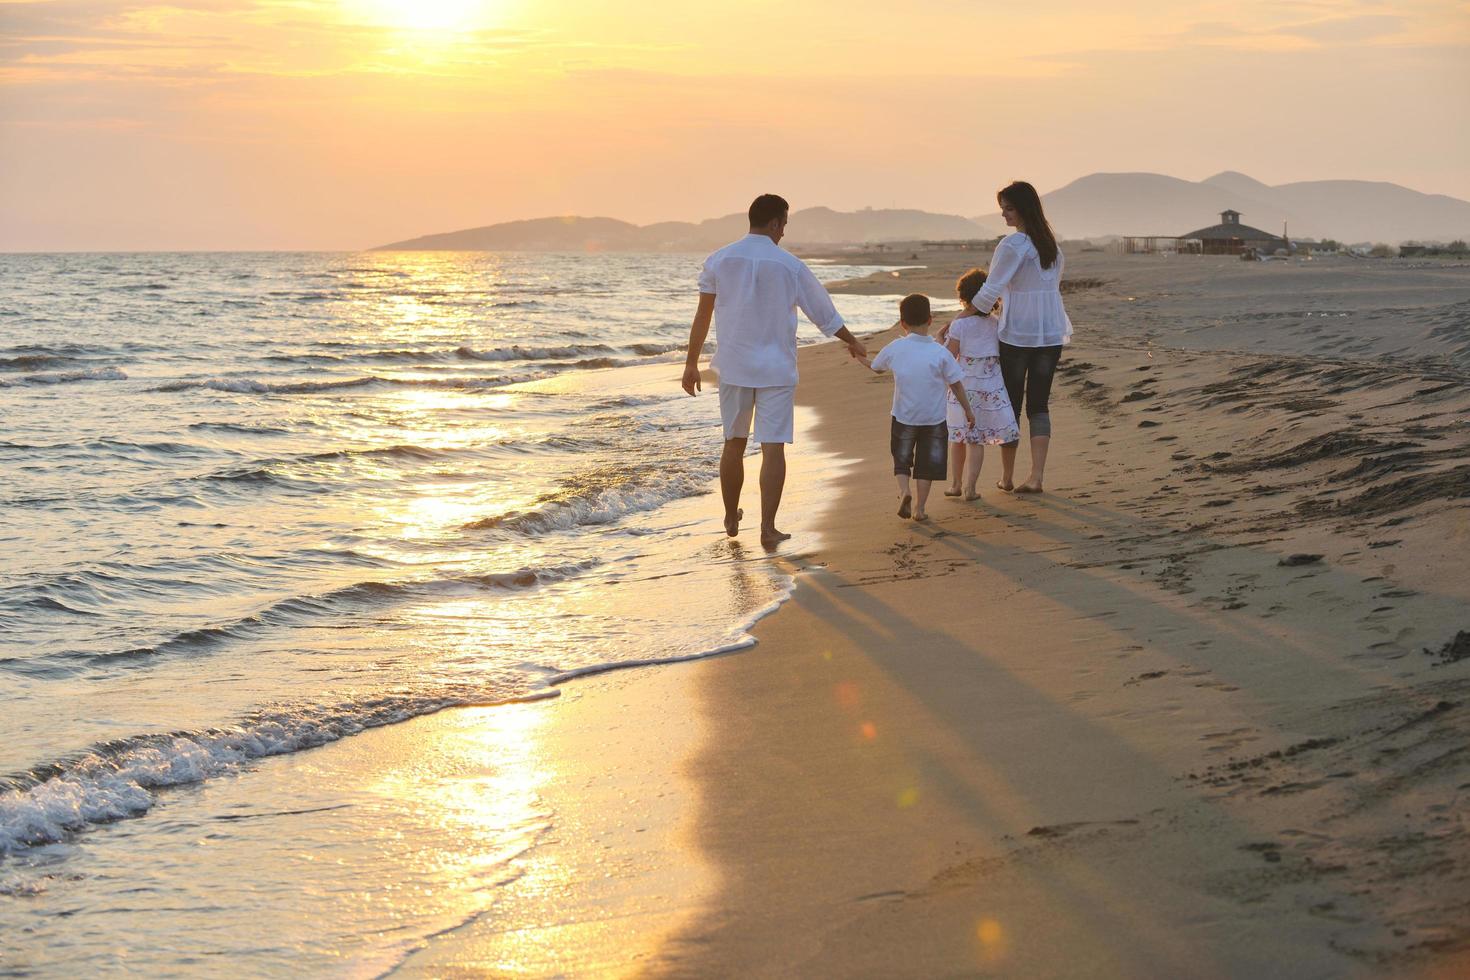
{"left": 869, "top": 332, "right": 964, "bottom": 426}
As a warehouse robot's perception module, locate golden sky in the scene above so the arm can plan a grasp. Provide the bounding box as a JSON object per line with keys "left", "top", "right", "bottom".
{"left": 2, "top": 0, "right": 1468, "bottom": 249}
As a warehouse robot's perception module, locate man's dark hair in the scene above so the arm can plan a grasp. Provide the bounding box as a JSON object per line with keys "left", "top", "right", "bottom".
{"left": 899, "top": 293, "right": 931, "bottom": 327}
{"left": 748, "top": 194, "right": 789, "bottom": 228}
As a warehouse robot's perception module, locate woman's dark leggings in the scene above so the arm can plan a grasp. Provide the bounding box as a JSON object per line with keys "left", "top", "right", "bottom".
{"left": 998, "top": 341, "right": 1063, "bottom": 447}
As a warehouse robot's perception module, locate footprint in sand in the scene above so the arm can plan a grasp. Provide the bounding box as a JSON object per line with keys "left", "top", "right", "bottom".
{"left": 1125, "top": 669, "right": 1168, "bottom": 686}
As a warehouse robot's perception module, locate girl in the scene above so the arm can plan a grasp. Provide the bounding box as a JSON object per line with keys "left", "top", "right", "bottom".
{"left": 970, "top": 180, "right": 1073, "bottom": 493}
{"left": 944, "top": 268, "right": 1020, "bottom": 500}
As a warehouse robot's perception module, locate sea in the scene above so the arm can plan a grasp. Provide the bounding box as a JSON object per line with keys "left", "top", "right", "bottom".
{"left": 0, "top": 250, "right": 907, "bottom": 975}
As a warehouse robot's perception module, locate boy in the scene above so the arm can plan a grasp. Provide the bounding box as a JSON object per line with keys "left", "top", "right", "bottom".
{"left": 862, "top": 294, "right": 975, "bottom": 521}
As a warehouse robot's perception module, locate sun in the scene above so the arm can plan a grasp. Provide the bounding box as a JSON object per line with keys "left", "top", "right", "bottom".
{"left": 354, "top": 0, "right": 492, "bottom": 32}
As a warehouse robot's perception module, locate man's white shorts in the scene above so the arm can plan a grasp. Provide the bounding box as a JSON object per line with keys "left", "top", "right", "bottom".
{"left": 718, "top": 383, "right": 796, "bottom": 444}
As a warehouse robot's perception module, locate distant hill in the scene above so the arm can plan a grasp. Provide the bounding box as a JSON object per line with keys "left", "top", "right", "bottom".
{"left": 374, "top": 173, "right": 1470, "bottom": 251}
{"left": 373, "top": 207, "right": 1004, "bottom": 252}
{"left": 1042, "top": 171, "right": 1470, "bottom": 243}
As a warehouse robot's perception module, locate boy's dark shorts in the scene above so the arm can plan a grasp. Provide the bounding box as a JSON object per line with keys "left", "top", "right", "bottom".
{"left": 890, "top": 417, "right": 948, "bottom": 481}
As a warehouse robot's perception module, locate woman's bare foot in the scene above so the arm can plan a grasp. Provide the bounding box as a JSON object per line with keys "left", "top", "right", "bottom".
{"left": 943, "top": 485, "right": 962, "bottom": 497}
{"left": 897, "top": 494, "right": 912, "bottom": 519}
{"left": 1014, "top": 481, "right": 1044, "bottom": 494}
{"left": 760, "top": 526, "right": 792, "bottom": 546}
{"left": 963, "top": 490, "right": 982, "bottom": 501}
{"left": 912, "top": 510, "right": 929, "bottom": 522}
{"left": 995, "top": 480, "right": 1014, "bottom": 493}
{"left": 723, "top": 507, "right": 743, "bottom": 537}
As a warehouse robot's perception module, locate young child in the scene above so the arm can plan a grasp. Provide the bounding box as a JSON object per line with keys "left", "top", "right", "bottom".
{"left": 861, "top": 294, "right": 975, "bottom": 521}
{"left": 943, "top": 268, "right": 1020, "bottom": 500}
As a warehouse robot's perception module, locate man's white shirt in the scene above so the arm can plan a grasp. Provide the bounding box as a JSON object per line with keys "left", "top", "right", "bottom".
{"left": 698, "top": 234, "right": 846, "bottom": 388}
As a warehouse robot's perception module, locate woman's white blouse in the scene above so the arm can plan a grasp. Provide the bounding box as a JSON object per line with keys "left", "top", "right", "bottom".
{"left": 972, "top": 232, "right": 1073, "bottom": 348}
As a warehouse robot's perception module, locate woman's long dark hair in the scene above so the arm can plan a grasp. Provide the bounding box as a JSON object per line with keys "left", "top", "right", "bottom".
{"left": 998, "top": 181, "right": 1058, "bottom": 270}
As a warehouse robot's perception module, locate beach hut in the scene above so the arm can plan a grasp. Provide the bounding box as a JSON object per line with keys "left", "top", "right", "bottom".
{"left": 1179, "top": 210, "right": 1284, "bottom": 255}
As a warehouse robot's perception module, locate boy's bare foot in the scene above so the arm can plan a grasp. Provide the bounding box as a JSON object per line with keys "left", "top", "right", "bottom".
{"left": 943, "top": 486, "right": 962, "bottom": 497}
{"left": 1015, "top": 482, "right": 1044, "bottom": 494}
{"left": 723, "top": 507, "right": 743, "bottom": 537}
{"left": 995, "top": 480, "right": 1014, "bottom": 493}
{"left": 897, "top": 494, "right": 912, "bottom": 519}
{"left": 760, "top": 526, "right": 792, "bottom": 546}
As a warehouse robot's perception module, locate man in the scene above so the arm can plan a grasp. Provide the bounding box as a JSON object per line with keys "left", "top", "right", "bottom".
{"left": 682, "top": 194, "right": 867, "bottom": 546}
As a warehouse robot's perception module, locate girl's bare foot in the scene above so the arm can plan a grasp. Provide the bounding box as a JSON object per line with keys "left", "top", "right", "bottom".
{"left": 996, "top": 480, "right": 1014, "bottom": 493}
{"left": 897, "top": 494, "right": 912, "bottom": 519}
{"left": 724, "top": 507, "right": 743, "bottom": 537}
{"left": 1014, "top": 481, "right": 1044, "bottom": 494}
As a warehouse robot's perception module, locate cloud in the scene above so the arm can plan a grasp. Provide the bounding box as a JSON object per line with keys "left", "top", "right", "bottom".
{"left": 1277, "top": 13, "right": 1406, "bottom": 40}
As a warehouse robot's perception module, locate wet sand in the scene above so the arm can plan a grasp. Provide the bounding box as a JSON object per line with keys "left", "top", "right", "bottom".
{"left": 394, "top": 252, "right": 1470, "bottom": 977}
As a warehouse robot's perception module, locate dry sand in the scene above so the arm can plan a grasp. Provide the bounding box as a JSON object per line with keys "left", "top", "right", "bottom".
{"left": 396, "top": 252, "right": 1470, "bottom": 977}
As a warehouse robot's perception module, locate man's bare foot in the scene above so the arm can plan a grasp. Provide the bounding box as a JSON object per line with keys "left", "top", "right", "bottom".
{"left": 723, "top": 507, "right": 743, "bottom": 537}
{"left": 996, "top": 480, "right": 1014, "bottom": 493}
{"left": 1014, "top": 481, "right": 1044, "bottom": 494}
{"left": 943, "top": 485, "right": 962, "bottom": 497}
{"left": 760, "top": 526, "right": 792, "bottom": 546}
{"left": 897, "top": 494, "right": 912, "bottom": 519}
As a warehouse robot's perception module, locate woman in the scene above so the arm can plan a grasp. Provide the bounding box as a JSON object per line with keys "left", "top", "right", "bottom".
{"left": 969, "top": 180, "right": 1072, "bottom": 493}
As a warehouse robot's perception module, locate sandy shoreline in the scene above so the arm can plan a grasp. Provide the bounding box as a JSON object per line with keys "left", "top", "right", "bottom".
{"left": 389, "top": 252, "right": 1469, "bottom": 977}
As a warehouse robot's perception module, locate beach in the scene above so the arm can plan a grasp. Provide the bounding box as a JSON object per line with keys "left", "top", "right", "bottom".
{"left": 4, "top": 250, "right": 1468, "bottom": 977}
{"left": 388, "top": 252, "right": 1470, "bottom": 977}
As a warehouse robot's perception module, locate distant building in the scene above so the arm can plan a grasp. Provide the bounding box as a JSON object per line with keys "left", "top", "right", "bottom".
{"left": 920, "top": 239, "right": 1003, "bottom": 251}
{"left": 1124, "top": 209, "right": 1286, "bottom": 256}
{"left": 1179, "top": 210, "right": 1285, "bottom": 255}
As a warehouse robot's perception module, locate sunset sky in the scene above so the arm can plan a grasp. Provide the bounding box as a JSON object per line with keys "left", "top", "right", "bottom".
{"left": 2, "top": 0, "right": 1467, "bottom": 250}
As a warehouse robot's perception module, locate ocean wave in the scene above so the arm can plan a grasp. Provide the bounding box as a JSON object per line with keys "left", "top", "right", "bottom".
{"left": 0, "top": 343, "right": 106, "bottom": 358}
{"left": 18, "top": 367, "right": 128, "bottom": 385}
{"left": 0, "top": 686, "right": 557, "bottom": 854}
{"left": 545, "top": 588, "right": 792, "bottom": 686}
{"left": 463, "top": 462, "right": 714, "bottom": 535}
{"left": 187, "top": 421, "right": 293, "bottom": 436}
{"left": 255, "top": 342, "right": 682, "bottom": 369}
{"left": 150, "top": 377, "right": 371, "bottom": 394}
{"left": 587, "top": 393, "right": 674, "bottom": 410}
{"left": 629, "top": 342, "right": 685, "bottom": 356}
{"left": 199, "top": 444, "right": 466, "bottom": 484}
{"left": 265, "top": 290, "right": 333, "bottom": 301}
{"left": 6, "top": 437, "right": 207, "bottom": 457}
{"left": 0, "top": 354, "right": 73, "bottom": 371}
{"left": 0, "top": 565, "right": 794, "bottom": 856}
{"left": 0, "top": 559, "right": 603, "bottom": 678}
{"left": 455, "top": 343, "right": 613, "bottom": 362}
{"left": 150, "top": 374, "right": 538, "bottom": 394}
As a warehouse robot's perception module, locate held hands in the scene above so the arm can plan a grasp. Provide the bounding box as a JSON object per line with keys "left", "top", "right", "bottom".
{"left": 681, "top": 361, "right": 702, "bottom": 396}
{"left": 845, "top": 337, "right": 867, "bottom": 360}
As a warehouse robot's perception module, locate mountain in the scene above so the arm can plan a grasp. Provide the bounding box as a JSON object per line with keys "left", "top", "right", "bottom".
{"left": 374, "top": 173, "right": 1470, "bottom": 250}
{"left": 1042, "top": 172, "right": 1470, "bottom": 243}
{"left": 373, "top": 207, "right": 1003, "bottom": 252}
